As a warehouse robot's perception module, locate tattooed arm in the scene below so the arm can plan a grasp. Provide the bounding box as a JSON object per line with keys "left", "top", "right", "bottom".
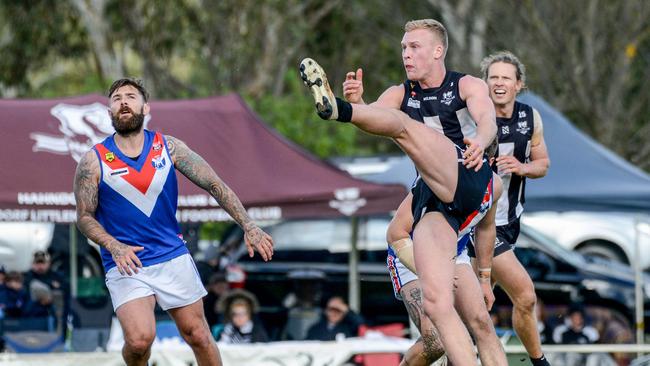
{"left": 73, "top": 150, "right": 143, "bottom": 275}
{"left": 166, "top": 135, "right": 274, "bottom": 261}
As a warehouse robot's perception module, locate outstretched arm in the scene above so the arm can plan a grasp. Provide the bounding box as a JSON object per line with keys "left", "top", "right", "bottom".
{"left": 166, "top": 135, "right": 274, "bottom": 261}
{"left": 73, "top": 150, "right": 143, "bottom": 275}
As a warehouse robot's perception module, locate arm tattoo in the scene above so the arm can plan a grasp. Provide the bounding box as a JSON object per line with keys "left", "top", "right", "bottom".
{"left": 73, "top": 151, "right": 119, "bottom": 250}
{"left": 166, "top": 135, "right": 254, "bottom": 231}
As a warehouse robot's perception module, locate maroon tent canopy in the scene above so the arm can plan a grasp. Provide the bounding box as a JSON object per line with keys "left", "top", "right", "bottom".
{"left": 0, "top": 94, "right": 406, "bottom": 223}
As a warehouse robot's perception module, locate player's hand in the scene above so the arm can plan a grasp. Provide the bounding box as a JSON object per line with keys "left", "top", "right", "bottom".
{"left": 244, "top": 225, "right": 274, "bottom": 261}
{"left": 496, "top": 155, "right": 526, "bottom": 176}
{"left": 462, "top": 137, "right": 485, "bottom": 171}
{"left": 480, "top": 280, "right": 495, "bottom": 310}
{"left": 342, "top": 68, "right": 364, "bottom": 104}
{"left": 107, "top": 241, "right": 143, "bottom": 276}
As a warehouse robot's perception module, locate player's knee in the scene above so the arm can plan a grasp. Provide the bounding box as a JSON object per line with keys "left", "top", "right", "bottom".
{"left": 182, "top": 324, "right": 213, "bottom": 349}
{"left": 513, "top": 287, "right": 537, "bottom": 312}
{"left": 422, "top": 294, "right": 454, "bottom": 321}
{"left": 125, "top": 332, "right": 155, "bottom": 355}
{"left": 467, "top": 311, "right": 494, "bottom": 338}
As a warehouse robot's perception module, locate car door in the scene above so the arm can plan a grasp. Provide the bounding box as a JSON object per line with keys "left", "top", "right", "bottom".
{"left": 512, "top": 228, "right": 585, "bottom": 306}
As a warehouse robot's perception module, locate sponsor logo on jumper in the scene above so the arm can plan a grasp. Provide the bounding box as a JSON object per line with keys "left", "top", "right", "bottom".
{"left": 501, "top": 126, "right": 510, "bottom": 135}
{"left": 31, "top": 102, "right": 150, "bottom": 162}
{"left": 518, "top": 110, "right": 527, "bottom": 119}
{"left": 153, "top": 142, "right": 162, "bottom": 151}
{"left": 105, "top": 152, "right": 115, "bottom": 162}
{"left": 110, "top": 168, "right": 129, "bottom": 177}
{"left": 407, "top": 98, "right": 421, "bottom": 109}
{"left": 423, "top": 96, "right": 437, "bottom": 101}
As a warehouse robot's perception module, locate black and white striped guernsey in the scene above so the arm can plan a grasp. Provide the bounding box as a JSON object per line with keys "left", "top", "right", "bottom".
{"left": 494, "top": 101, "right": 535, "bottom": 225}
{"left": 400, "top": 71, "right": 477, "bottom": 147}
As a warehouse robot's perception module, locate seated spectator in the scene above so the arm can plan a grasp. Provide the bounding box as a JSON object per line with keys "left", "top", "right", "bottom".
{"left": 551, "top": 303, "right": 603, "bottom": 366}
{"left": 552, "top": 303, "right": 599, "bottom": 345}
{"left": 0, "top": 271, "right": 30, "bottom": 318}
{"left": 23, "top": 280, "right": 56, "bottom": 319}
{"left": 305, "top": 296, "right": 362, "bottom": 341}
{"left": 213, "top": 289, "right": 269, "bottom": 344}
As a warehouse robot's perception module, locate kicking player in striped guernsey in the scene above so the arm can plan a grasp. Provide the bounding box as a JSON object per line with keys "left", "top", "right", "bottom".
{"left": 339, "top": 19, "right": 498, "bottom": 365}
{"left": 468, "top": 51, "right": 551, "bottom": 366}
{"left": 300, "top": 54, "right": 494, "bottom": 365}
{"left": 74, "top": 78, "right": 274, "bottom": 366}
{"left": 386, "top": 141, "right": 507, "bottom": 366}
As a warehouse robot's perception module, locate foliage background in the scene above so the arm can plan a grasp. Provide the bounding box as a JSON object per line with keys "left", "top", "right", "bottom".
{"left": 2, "top": 0, "right": 649, "bottom": 169}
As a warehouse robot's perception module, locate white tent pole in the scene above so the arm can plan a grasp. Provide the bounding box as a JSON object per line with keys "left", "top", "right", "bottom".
{"left": 635, "top": 215, "right": 644, "bottom": 351}
{"left": 348, "top": 216, "right": 360, "bottom": 313}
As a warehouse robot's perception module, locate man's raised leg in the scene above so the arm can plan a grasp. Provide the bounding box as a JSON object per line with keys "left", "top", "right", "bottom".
{"left": 300, "top": 58, "right": 459, "bottom": 203}
{"left": 168, "top": 299, "right": 222, "bottom": 366}
{"left": 116, "top": 296, "right": 157, "bottom": 366}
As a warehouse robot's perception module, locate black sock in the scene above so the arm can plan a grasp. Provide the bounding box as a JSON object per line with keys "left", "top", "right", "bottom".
{"left": 530, "top": 354, "right": 550, "bottom": 366}
{"left": 335, "top": 97, "right": 352, "bottom": 122}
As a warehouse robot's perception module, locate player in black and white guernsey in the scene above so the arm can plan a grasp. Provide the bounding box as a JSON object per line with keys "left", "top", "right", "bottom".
{"left": 338, "top": 19, "right": 502, "bottom": 366}
{"left": 400, "top": 71, "right": 477, "bottom": 148}
{"left": 468, "top": 51, "right": 551, "bottom": 366}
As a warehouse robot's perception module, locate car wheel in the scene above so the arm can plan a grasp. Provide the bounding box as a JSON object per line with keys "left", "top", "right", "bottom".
{"left": 577, "top": 240, "right": 628, "bottom": 264}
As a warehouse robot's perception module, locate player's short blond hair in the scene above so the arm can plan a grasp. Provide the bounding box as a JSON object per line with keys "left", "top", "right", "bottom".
{"left": 404, "top": 19, "right": 448, "bottom": 55}
{"left": 480, "top": 51, "right": 527, "bottom": 88}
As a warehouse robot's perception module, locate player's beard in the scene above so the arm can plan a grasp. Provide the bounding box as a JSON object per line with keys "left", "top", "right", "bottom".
{"left": 111, "top": 106, "right": 145, "bottom": 136}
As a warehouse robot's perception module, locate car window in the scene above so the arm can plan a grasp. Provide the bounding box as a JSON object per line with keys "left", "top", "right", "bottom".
{"left": 520, "top": 225, "right": 585, "bottom": 267}
{"left": 261, "top": 217, "right": 391, "bottom": 252}
{"left": 264, "top": 219, "right": 351, "bottom": 252}
{"left": 235, "top": 217, "right": 391, "bottom": 264}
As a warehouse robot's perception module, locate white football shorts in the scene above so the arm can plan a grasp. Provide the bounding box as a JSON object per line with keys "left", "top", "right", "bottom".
{"left": 105, "top": 253, "right": 207, "bottom": 311}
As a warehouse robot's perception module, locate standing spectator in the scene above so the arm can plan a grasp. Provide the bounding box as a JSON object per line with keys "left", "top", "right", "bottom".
{"left": 23, "top": 250, "right": 68, "bottom": 333}
{"left": 305, "top": 296, "right": 363, "bottom": 341}
{"left": 23, "top": 251, "right": 66, "bottom": 293}
{"left": 282, "top": 269, "right": 326, "bottom": 340}
{"left": 214, "top": 289, "right": 269, "bottom": 343}
{"left": 194, "top": 245, "right": 223, "bottom": 285}
{"left": 203, "top": 272, "right": 230, "bottom": 330}
{"left": 0, "top": 271, "right": 29, "bottom": 318}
